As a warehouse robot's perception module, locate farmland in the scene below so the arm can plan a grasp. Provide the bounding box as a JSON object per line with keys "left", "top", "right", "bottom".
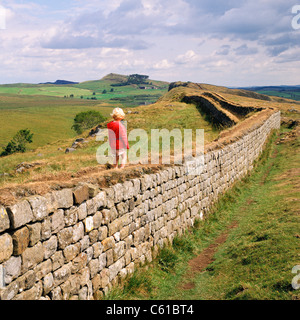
{"left": 0, "top": 74, "right": 169, "bottom": 150}
{"left": 238, "top": 86, "right": 300, "bottom": 102}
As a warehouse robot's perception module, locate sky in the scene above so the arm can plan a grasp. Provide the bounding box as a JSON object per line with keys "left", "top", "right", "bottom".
{"left": 0, "top": 0, "right": 299, "bottom": 86}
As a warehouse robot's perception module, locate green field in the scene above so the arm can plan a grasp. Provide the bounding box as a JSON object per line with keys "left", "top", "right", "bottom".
{"left": 241, "top": 86, "right": 300, "bottom": 102}
{"left": 256, "top": 90, "right": 300, "bottom": 101}
{"left": 0, "top": 94, "right": 111, "bottom": 149}
{"left": 0, "top": 86, "right": 92, "bottom": 97}
{"left": 0, "top": 74, "right": 169, "bottom": 150}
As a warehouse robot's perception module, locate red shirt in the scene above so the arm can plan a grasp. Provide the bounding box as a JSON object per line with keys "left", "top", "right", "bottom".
{"left": 107, "top": 121, "right": 130, "bottom": 150}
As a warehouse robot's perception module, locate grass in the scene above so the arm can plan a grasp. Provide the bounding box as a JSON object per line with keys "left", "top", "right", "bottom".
{"left": 102, "top": 124, "right": 300, "bottom": 300}
{"left": 255, "top": 90, "right": 300, "bottom": 102}
{"left": 0, "top": 94, "right": 113, "bottom": 149}
{"left": 0, "top": 96, "right": 221, "bottom": 187}
{"left": 0, "top": 86, "right": 92, "bottom": 98}
{"left": 0, "top": 75, "right": 169, "bottom": 150}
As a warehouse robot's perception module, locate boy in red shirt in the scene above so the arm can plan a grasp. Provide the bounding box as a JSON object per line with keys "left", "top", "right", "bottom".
{"left": 107, "top": 108, "right": 129, "bottom": 169}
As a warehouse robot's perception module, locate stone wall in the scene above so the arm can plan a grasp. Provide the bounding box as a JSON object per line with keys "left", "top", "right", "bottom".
{"left": 182, "top": 95, "right": 238, "bottom": 127}
{"left": 0, "top": 111, "right": 281, "bottom": 300}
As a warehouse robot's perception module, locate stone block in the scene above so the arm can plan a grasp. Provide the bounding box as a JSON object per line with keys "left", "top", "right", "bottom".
{"left": 43, "top": 235, "right": 58, "bottom": 259}
{"left": 0, "top": 233, "right": 13, "bottom": 263}
{"left": 98, "top": 226, "right": 108, "bottom": 241}
{"left": 14, "top": 281, "right": 43, "bottom": 300}
{"left": 53, "top": 263, "right": 72, "bottom": 287}
{"left": 73, "top": 184, "right": 89, "bottom": 205}
{"left": 140, "top": 175, "right": 152, "bottom": 192}
{"left": 21, "top": 242, "right": 44, "bottom": 273}
{"left": 112, "top": 183, "right": 124, "bottom": 203}
{"left": 0, "top": 206, "right": 10, "bottom": 233}
{"left": 64, "top": 206, "right": 78, "bottom": 227}
{"left": 83, "top": 216, "right": 94, "bottom": 233}
{"left": 41, "top": 217, "right": 52, "bottom": 240}
{"left": 27, "top": 223, "right": 41, "bottom": 246}
{"left": 43, "top": 273, "right": 54, "bottom": 295}
{"left": 108, "top": 217, "right": 123, "bottom": 236}
{"left": 88, "top": 259, "right": 100, "bottom": 278}
{"left": 72, "top": 222, "right": 84, "bottom": 243}
{"left": 78, "top": 202, "right": 87, "bottom": 221}
{"left": 102, "top": 236, "right": 115, "bottom": 252}
{"left": 99, "top": 268, "right": 110, "bottom": 289}
{"left": 93, "top": 191, "right": 106, "bottom": 208}
{"left": 7, "top": 200, "right": 33, "bottom": 229}
{"left": 89, "top": 229, "right": 99, "bottom": 245}
{"left": 51, "top": 251, "right": 64, "bottom": 271}
{"left": 57, "top": 227, "right": 73, "bottom": 249}
{"left": 92, "top": 242, "right": 103, "bottom": 258}
{"left": 48, "top": 189, "right": 74, "bottom": 210}
{"left": 63, "top": 243, "right": 81, "bottom": 262}
{"left": 51, "top": 209, "right": 65, "bottom": 234}
{"left": 0, "top": 280, "right": 19, "bottom": 300}
{"left": 3, "top": 256, "right": 21, "bottom": 284}
{"left": 99, "top": 252, "right": 107, "bottom": 271}
{"left": 28, "top": 195, "right": 50, "bottom": 221}
{"left": 34, "top": 259, "right": 52, "bottom": 280}
{"left": 93, "top": 211, "right": 102, "bottom": 229}
{"left": 123, "top": 180, "right": 134, "bottom": 200}
{"left": 109, "top": 258, "right": 125, "bottom": 281}
{"left": 12, "top": 227, "right": 30, "bottom": 255}
{"left": 113, "top": 241, "right": 125, "bottom": 261}
{"left": 86, "top": 198, "right": 97, "bottom": 216}
{"left": 71, "top": 252, "right": 88, "bottom": 274}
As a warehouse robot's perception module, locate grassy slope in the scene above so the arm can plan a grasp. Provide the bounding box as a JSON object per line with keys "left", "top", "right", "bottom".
{"left": 104, "top": 124, "right": 300, "bottom": 300}
{"left": 0, "top": 74, "right": 169, "bottom": 150}
{"left": 0, "top": 94, "right": 112, "bottom": 149}
{"left": 0, "top": 99, "right": 221, "bottom": 188}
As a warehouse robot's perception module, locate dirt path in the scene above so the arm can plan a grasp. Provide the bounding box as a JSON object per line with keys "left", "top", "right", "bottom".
{"left": 181, "top": 221, "right": 239, "bottom": 290}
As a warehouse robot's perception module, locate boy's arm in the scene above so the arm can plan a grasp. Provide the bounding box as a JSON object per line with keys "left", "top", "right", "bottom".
{"left": 119, "top": 123, "right": 129, "bottom": 149}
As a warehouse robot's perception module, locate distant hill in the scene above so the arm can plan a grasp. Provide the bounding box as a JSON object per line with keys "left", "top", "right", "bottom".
{"left": 101, "top": 73, "right": 129, "bottom": 84}
{"left": 236, "top": 85, "right": 300, "bottom": 101}
{"left": 39, "top": 80, "right": 79, "bottom": 85}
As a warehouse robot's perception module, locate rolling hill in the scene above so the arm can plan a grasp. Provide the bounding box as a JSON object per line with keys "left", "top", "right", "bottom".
{"left": 237, "top": 85, "right": 300, "bottom": 102}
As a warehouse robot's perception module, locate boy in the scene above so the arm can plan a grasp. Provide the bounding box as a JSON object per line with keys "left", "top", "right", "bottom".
{"left": 107, "top": 108, "right": 129, "bottom": 169}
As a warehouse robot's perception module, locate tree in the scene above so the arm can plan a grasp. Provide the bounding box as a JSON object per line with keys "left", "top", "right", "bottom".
{"left": 128, "top": 74, "right": 149, "bottom": 85}
{"left": 71, "top": 110, "right": 106, "bottom": 134}
{"left": 102, "top": 89, "right": 107, "bottom": 94}
{"left": 1, "top": 129, "right": 34, "bottom": 157}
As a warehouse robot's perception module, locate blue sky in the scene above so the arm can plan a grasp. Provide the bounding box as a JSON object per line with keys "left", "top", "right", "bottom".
{"left": 0, "top": 0, "right": 299, "bottom": 86}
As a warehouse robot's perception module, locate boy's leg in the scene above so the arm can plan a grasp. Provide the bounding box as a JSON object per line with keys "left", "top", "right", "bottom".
{"left": 114, "top": 155, "right": 119, "bottom": 168}
{"left": 120, "top": 152, "right": 127, "bottom": 168}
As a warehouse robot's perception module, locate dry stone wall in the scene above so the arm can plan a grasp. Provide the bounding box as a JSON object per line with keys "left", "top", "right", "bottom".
{"left": 0, "top": 111, "right": 280, "bottom": 300}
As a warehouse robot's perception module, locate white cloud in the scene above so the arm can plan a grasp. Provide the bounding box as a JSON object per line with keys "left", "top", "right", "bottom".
{"left": 153, "top": 59, "right": 174, "bottom": 69}
{"left": 0, "top": 0, "right": 299, "bottom": 86}
{"left": 175, "top": 50, "right": 199, "bottom": 64}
